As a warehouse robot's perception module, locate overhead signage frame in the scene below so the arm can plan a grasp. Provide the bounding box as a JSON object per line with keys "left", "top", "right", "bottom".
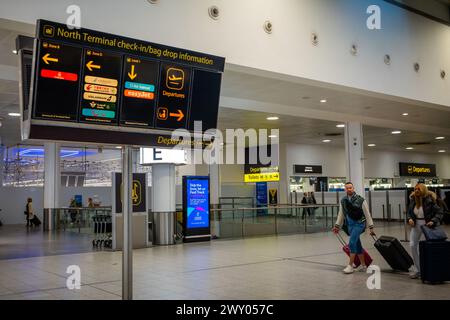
{"left": 22, "top": 19, "right": 225, "bottom": 147}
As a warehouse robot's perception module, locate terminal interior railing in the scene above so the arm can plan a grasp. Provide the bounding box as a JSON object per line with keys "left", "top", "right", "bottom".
{"left": 52, "top": 207, "right": 112, "bottom": 234}
{"left": 211, "top": 204, "right": 340, "bottom": 239}
{"left": 289, "top": 188, "right": 450, "bottom": 222}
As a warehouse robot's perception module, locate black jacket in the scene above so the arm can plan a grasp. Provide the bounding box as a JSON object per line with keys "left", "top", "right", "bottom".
{"left": 407, "top": 192, "right": 443, "bottom": 225}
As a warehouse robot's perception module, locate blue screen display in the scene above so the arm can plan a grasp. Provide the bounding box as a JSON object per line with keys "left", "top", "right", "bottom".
{"left": 186, "top": 178, "right": 209, "bottom": 229}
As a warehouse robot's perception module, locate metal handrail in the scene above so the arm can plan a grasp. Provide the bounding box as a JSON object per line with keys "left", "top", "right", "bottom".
{"left": 210, "top": 204, "right": 338, "bottom": 213}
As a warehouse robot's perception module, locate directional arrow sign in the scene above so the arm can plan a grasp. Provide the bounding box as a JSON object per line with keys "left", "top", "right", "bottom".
{"left": 128, "top": 65, "right": 137, "bottom": 80}
{"left": 86, "top": 60, "right": 101, "bottom": 71}
{"left": 169, "top": 109, "right": 184, "bottom": 122}
{"left": 42, "top": 53, "right": 58, "bottom": 65}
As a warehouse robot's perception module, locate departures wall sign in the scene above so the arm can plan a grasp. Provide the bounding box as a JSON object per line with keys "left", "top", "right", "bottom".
{"left": 30, "top": 19, "right": 225, "bottom": 134}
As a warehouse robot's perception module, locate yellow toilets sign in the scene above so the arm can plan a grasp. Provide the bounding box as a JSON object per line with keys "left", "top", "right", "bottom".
{"left": 244, "top": 172, "right": 280, "bottom": 183}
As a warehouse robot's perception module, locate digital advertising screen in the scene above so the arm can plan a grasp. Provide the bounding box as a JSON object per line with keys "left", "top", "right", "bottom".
{"left": 183, "top": 176, "right": 210, "bottom": 242}
{"left": 186, "top": 178, "right": 210, "bottom": 229}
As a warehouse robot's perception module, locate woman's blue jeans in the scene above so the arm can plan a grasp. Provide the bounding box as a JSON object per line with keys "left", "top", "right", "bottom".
{"left": 346, "top": 216, "right": 365, "bottom": 255}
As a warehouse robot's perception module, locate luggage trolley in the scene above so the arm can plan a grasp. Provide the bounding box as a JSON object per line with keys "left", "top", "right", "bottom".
{"left": 92, "top": 214, "right": 112, "bottom": 249}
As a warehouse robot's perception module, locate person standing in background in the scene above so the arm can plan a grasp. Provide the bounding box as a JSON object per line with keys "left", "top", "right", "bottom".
{"left": 407, "top": 183, "right": 444, "bottom": 279}
{"left": 25, "top": 198, "right": 33, "bottom": 227}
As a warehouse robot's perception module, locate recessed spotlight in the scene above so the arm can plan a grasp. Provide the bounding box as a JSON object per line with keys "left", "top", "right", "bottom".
{"left": 435, "top": 137, "right": 445, "bottom": 140}
{"left": 8, "top": 112, "right": 21, "bottom": 117}
{"left": 322, "top": 139, "right": 331, "bottom": 143}
{"left": 368, "top": 144, "right": 376, "bottom": 147}
{"left": 402, "top": 113, "right": 409, "bottom": 116}
{"left": 266, "top": 116, "right": 279, "bottom": 121}
{"left": 391, "top": 131, "right": 402, "bottom": 135}
{"left": 269, "top": 135, "right": 278, "bottom": 138}
{"left": 12, "top": 49, "right": 17, "bottom": 54}
{"left": 406, "top": 147, "right": 414, "bottom": 150}
{"left": 336, "top": 124, "right": 345, "bottom": 128}
{"left": 320, "top": 99, "right": 327, "bottom": 103}
{"left": 438, "top": 150, "right": 446, "bottom": 153}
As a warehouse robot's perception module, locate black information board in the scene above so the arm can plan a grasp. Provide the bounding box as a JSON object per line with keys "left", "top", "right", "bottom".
{"left": 399, "top": 162, "right": 437, "bottom": 177}
{"left": 29, "top": 19, "right": 225, "bottom": 138}
{"left": 33, "top": 41, "right": 82, "bottom": 121}
{"left": 120, "top": 56, "right": 159, "bottom": 127}
{"left": 155, "top": 63, "right": 191, "bottom": 130}
{"left": 114, "top": 172, "right": 147, "bottom": 213}
{"left": 79, "top": 49, "right": 122, "bottom": 124}
{"left": 294, "top": 165, "right": 323, "bottom": 174}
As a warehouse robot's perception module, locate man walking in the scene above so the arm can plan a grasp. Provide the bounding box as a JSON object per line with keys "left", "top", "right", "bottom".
{"left": 332, "top": 182, "right": 375, "bottom": 274}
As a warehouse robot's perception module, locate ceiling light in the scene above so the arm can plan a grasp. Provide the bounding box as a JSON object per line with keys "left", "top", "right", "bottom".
{"left": 435, "top": 137, "right": 445, "bottom": 140}
{"left": 336, "top": 124, "right": 345, "bottom": 128}
{"left": 115, "top": 146, "right": 122, "bottom": 149}
{"left": 8, "top": 112, "right": 21, "bottom": 117}
{"left": 266, "top": 116, "right": 279, "bottom": 121}
{"left": 320, "top": 99, "right": 327, "bottom": 103}
{"left": 368, "top": 144, "right": 376, "bottom": 147}
{"left": 391, "top": 131, "right": 402, "bottom": 135}
{"left": 322, "top": 139, "right": 331, "bottom": 143}
{"left": 406, "top": 147, "right": 414, "bottom": 150}
{"left": 402, "top": 113, "right": 409, "bottom": 116}
{"left": 12, "top": 50, "right": 17, "bottom": 54}
{"left": 438, "top": 150, "right": 446, "bottom": 153}
{"left": 269, "top": 135, "right": 278, "bottom": 138}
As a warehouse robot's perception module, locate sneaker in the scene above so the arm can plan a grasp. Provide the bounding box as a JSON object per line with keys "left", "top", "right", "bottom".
{"left": 409, "top": 272, "right": 420, "bottom": 279}
{"left": 343, "top": 265, "right": 354, "bottom": 274}
{"left": 356, "top": 265, "right": 367, "bottom": 272}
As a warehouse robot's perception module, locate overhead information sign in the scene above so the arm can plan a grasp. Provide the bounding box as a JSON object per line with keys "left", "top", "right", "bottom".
{"left": 120, "top": 57, "right": 159, "bottom": 127}
{"left": 33, "top": 41, "right": 82, "bottom": 121}
{"left": 27, "top": 19, "right": 225, "bottom": 145}
{"left": 80, "top": 49, "right": 121, "bottom": 124}
{"left": 399, "top": 162, "right": 437, "bottom": 177}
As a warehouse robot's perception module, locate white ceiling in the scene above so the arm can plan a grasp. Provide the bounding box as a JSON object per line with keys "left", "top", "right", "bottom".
{"left": 0, "top": 20, "right": 448, "bottom": 156}
{"left": 218, "top": 107, "right": 450, "bottom": 154}
{"left": 220, "top": 69, "right": 450, "bottom": 132}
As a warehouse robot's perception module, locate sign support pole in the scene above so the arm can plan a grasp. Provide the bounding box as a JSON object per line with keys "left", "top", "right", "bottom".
{"left": 122, "top": 146, "right": 133, "bottom": 300}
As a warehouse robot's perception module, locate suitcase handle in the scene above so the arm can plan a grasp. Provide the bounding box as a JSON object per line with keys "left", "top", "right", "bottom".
{"left": 335, "top": 232, "right": 347, "bottom": 246}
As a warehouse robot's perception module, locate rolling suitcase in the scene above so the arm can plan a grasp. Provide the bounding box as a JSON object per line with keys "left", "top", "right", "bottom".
{"left": 336, "top": 233, "right": 373, "bottom": 267}
{"left": 419, "top": 240, "right": 450, "bottom": 284}
{"left": 31, "top": 215, "right": 41, "bottom": 226}
{"left": 372, "top": 235, "right": 413, "bottom": 272}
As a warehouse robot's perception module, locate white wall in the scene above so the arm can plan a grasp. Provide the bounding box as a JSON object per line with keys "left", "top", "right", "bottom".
{"left": 0, "top": 186, "right": 111, "bottom": 224}
{"left": 365, "top": 149, "right": 450, "bottom": 178}
{"left": 0, "top": 187, "right": 43, "bottom": 225}
{"left": 1, "top": 0, "right": 449, "bottom": 107}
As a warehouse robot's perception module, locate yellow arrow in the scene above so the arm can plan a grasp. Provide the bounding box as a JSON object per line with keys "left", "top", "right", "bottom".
{"left": 169, "top": 109, "right": 184, "bottom": 122}
{"left": 42, "top": 53, "right": 58, "bottom": 65}
{"left": 128, "top": 65, "right": 137, "bottom": 80}
{"left": 86, "top": 60, "right": 101, "bottom": 72}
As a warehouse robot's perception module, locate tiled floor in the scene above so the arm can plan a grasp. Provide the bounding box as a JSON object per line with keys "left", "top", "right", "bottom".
{"left": 0, "top": 225, "right": 93, "bottom": 260}
{"left": 0, "top": 222, "right": 449, "bottom": 300}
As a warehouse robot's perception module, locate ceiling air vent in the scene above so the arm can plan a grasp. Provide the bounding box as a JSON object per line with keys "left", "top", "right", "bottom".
{"left": 410, "top": 142, "right": 431, "bottom": 146}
